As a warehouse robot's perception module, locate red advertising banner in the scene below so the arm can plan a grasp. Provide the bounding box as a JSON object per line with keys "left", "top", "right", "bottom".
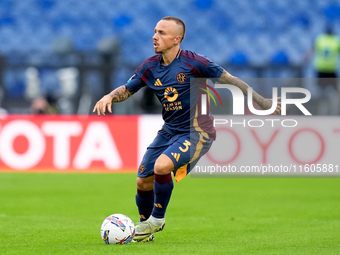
{"left": 3, "top": 115, "right": 338, "bottom": 175}
{"left": 0, "top": 115, "right": 138, "bottom": 172}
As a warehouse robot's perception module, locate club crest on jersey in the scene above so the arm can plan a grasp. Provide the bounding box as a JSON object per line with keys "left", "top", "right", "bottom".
{"left": 164, "top": 87, "right": 178, "bottom": 102}
{"left": 176, "top": 72, "right": 186, "bottom": 83}
{"left": 139, "top": 164, "right": 145, "bottom": 174}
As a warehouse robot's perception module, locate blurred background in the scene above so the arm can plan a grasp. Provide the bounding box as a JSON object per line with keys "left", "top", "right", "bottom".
{"left": 0, "top": 0, "right": 339, "bottom": 115}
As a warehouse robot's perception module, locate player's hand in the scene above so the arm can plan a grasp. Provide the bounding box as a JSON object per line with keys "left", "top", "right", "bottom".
{"left": 261, "top": 97, "right": 281, "bottom": 115}
{"left": 93, "top": 95, "right": 113, "bottom": 116}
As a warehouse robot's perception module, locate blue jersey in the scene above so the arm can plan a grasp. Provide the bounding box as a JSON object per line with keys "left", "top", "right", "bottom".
{"left": 125, "top": 49, "right": 223, "bottom": 140}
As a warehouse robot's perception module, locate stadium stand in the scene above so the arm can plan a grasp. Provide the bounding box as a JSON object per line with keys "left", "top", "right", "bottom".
{"left": 0, "top": 0, "right": 339, "bottom": 114}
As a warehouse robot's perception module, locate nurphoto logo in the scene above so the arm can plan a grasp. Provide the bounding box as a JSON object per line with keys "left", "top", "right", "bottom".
{"left": 200, "top": 84, "right": 312, "bottom": 116}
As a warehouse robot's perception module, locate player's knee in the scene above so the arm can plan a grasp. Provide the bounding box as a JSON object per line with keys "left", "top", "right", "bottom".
{"left": 136, "top": 177, "right": 153, "bottom": 191}
{"left": 154, "top": 161, "right": 166, "bottom": 175}
{"left": 154, "top": 157, "right": 174, "bottom": 175}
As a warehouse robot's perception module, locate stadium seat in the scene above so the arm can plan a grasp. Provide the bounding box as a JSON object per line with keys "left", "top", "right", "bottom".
{"left": 36, "top": 0, "right": 56, "bottom": 10}
{"left": 0, "top": 15, "right": 15, "bottom": 27}
{"left": 0, "top": 0, "right": 334, "bottom": 96}
{"left": 229, "top": 51, "right": 249, "bottom": 66}
{"left": 271, "top": 50, "right": 289, "bottom": 65}
{"left": 323, "top": 4, "right": 340, "bottom": 22}
{"left": 194, "top": 0, "right": 214, "bottom": 10}
{"left": 112, "top": 14, "right": 133, "bottom": 30}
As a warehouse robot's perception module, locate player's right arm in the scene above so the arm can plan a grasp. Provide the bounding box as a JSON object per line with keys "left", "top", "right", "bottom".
{"left": 93, "top": 55, "right": 154, "bottom": 116}
{"left": 93, "top": 85, "right": 134, "bottom": 116}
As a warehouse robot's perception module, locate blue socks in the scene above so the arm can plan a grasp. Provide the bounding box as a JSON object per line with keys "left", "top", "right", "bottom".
{"left": 136, "top": 173, "right": 174, "bottom": 221}
{"left": 151, "top": 173, "right": 173, "bottom": 219}
{"left": 135, "top": 189, "right": 154, "bottom": 222}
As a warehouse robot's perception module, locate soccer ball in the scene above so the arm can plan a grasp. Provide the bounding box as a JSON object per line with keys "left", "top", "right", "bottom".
{"left": 100, "top": 213, "right": 135, "bottom": 245}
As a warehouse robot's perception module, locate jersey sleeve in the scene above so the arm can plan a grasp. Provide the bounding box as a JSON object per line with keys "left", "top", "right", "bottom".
{"left": 201, "top": 60, "right": 224, "bottom": 80}
{"left": 124, "top": 73, "right": 145, "bottom": 93}
{"left": 195, "top": 54, "right": 224, "bottom": 81}
{"left": 124, "top": 55, "right": 160, "bottom": 93}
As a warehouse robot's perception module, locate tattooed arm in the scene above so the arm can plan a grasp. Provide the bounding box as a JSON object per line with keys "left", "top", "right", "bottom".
{"left": 93, "top": 85, "right": 134, "bottom": 116}
{"left": 217, "top": 69, "right": 281, "bottom": 114}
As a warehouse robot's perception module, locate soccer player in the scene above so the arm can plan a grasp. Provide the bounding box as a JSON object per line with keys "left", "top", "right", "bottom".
{"left": 93, "top": 16, "right": 281, "bottom": 242}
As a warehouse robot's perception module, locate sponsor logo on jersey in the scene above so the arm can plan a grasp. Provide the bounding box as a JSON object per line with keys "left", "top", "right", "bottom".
{"left": 163, "top": 101, "right": 182, "bottom": 111}
{"left": 164, "top": 87, "right": 178, "bottom": 102}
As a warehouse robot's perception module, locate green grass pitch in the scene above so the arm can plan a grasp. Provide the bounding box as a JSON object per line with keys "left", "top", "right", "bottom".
{"left": 0, "top": 173, "right": 339, "bottom": 254}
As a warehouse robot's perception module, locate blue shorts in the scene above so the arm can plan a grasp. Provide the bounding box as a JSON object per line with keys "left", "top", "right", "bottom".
{"left": 138, "top": 129, "right": 213, "bottom": 182}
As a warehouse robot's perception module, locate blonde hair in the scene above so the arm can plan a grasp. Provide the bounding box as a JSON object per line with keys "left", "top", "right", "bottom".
{"left": 161, "top": 16, "right": 186, "bottom": 42}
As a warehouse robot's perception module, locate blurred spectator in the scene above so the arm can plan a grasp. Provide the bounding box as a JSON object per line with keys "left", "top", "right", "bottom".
{"left": 0, "top": 107, "right": 8, "bottom": 115}
{"left": 306, "top": 27, "right": 340, "bottom": 115}
{"left": 30, "top": 97, "right": 57, "bottom": 114}
{"left": 0, "top": 84, "right": 7, "bottom": 115}
{"left": 314, "top": 27, "right": 340, "bottom": 87}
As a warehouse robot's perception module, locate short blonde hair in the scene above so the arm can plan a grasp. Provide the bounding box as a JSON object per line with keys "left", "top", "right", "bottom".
{"left": 161, "top": 16, "right": 186, "bottom": 42}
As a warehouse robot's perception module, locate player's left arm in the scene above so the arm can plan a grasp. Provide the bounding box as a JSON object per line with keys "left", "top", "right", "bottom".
{"left": 217, "top": 69, "right": 281, "bottom": 114}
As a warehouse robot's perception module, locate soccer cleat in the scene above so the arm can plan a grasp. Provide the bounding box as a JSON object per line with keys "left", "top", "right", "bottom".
{"left": 132, "top": 233, "right": 154, "bottom": 243}
{"left": 133, "top": 218, "right": 165, "bottom": 242}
